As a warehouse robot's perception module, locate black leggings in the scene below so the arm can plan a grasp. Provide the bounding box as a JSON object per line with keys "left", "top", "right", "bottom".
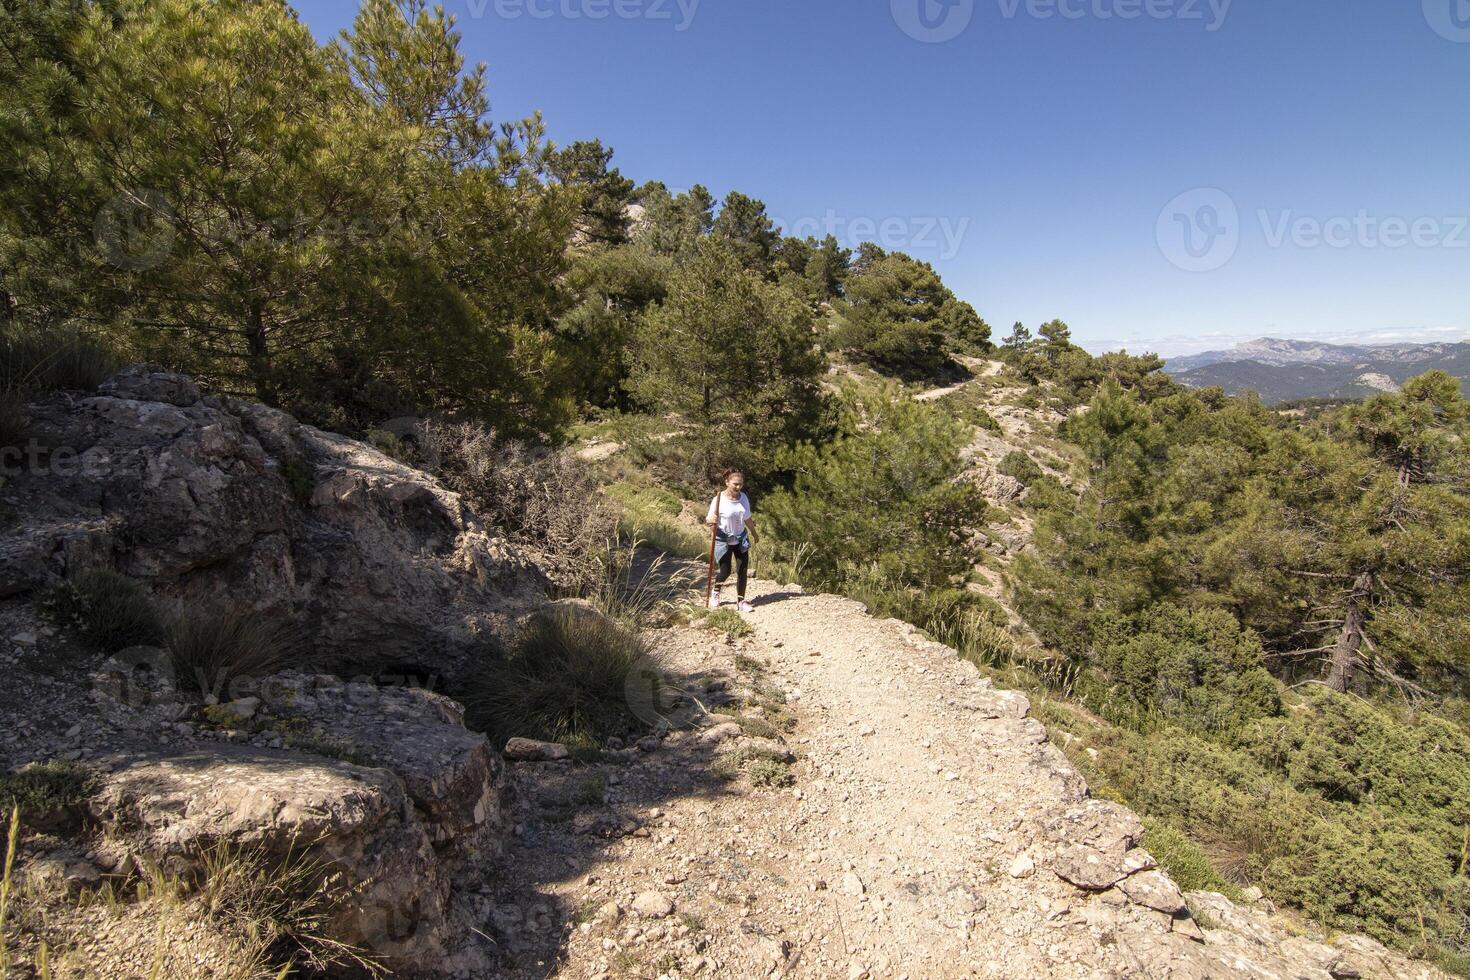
{"left": 716, "top": 546, "right": 749, "bottom": 597}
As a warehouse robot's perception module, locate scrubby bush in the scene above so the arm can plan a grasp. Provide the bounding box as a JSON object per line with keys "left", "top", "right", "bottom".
{"left": 1141, "top": 819, "right": 1240, "bottom": 897}
{"left": 764, "top": 387, "right": 986, "bottom": 595}
{"left": 996, "top": 450, "right": 1043, "bottom": 486}
{"left": 416, "top": 421, "right": 618, "bottom": 591}
{"left": 43, "top": 569, "right": 163, "bottom": 652}
{"left": 1085, "top": 605, "right": 1282, "bottom": 732}
{"left": 461, "top": 608, "right": 658, "bottom": 749}
{"left": 0, "top": 761, "right": 91, "bottom": 825}
{"left": 165, "top": 607, "right": 296, "bottom": 698}
{"left": 702, "top": 608, "right": 753, "bottom": 638}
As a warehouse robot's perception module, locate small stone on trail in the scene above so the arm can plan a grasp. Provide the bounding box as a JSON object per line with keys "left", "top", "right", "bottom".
{"left": 632, "top": 891, "right": 674, "bottom": 919}
{"left": 503, "top": 737, "right": 570, "bottom": 761}
{"left": 1009, "top": 854, "right": 1035, "bottom": 879}
{"left": 841, "top": 871, "right": 866, "bottom": 896}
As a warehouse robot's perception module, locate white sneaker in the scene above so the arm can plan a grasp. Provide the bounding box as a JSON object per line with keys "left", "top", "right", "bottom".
{"left": 738, "top": 599, "right": 754, "bottom": 614}
{"left": 708, "top": 594, "right": 722, "bottom": 610}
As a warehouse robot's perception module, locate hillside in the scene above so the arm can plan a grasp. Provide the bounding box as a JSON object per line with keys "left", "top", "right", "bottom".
{"left": 1165, "top": 338, "right": 1470, "bottom": 403}
{"left": 0, "top": 366, "right": 1450, "bottom": 979}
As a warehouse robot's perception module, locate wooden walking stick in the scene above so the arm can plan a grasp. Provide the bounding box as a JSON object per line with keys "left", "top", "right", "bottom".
{"left": 705, "top": 487, "right": 721, "bottom": 607}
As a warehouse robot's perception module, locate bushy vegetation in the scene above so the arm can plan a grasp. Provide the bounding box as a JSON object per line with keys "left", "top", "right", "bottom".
{"left": 992, "top": 353, "right": 1470, "bottom": 969}
{"left": 43, "top": 570, "right": 162, "bottom": 653}
{"left": 763, "top": 386, "right": 986, "bottom": 603}
{"left": 0, "top": 763, "right": 91, "bottom": 827}
{"left": 165, "top": 609, "right": 297, "bottom": 700}
{"left": 415, "top": 420, "right": 619, "bottom": 590}
{"left": 829, "top": 248, "right": 989, "bottom": 377}
{"left": 461, "top": 607, "right": 660, "bottom": 750}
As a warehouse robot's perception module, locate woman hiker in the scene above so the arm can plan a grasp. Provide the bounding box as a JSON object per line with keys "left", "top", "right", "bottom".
{"left": 707, "top": 469, "right": 756, "bottom": 613}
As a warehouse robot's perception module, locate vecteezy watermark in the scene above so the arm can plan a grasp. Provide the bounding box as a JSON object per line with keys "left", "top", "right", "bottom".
{"left": 1158, "top": 188, "right": 1470, "bottom": 272}
{"left": 1156, "top": 188, "right": 1240, "bottom": 272}
{"left": 891, "top": 0, "right": 976, "bottom": 43}
{"left": 462, "top": 0, "right": 700, "bottom": 30}
{"left": 996, "top": 0, "right": 1232, "bottom": 30}
{"left": 94, "top": 189, "right": 175, "bottom": 272}
{"left": 624, "top": 654, "right": 708, "bottom": 731}
{"left": 1423, "top": 0, "right": 1470, "bottom": 42}
{"left": 892, "top": 0, "right": 1231, "bottom": 41}
{"left": 775, "top": 210, "right": 972, "bottom": 261}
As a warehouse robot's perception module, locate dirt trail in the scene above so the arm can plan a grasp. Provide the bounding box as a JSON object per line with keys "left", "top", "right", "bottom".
{"left": 485, "top": 580, "right": 1445, "bottom": 980}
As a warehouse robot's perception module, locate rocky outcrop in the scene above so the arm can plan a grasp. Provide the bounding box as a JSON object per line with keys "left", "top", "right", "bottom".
{"left": 0, "top": 365, "right": 546, "bottom": 675}
{"left": 86, "top": 673, "right": 505, "bottom": 973}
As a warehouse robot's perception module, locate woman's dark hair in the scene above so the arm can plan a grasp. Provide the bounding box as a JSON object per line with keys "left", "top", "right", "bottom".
{"left": 720, "top": 468, "right": 744, "bottom": 484}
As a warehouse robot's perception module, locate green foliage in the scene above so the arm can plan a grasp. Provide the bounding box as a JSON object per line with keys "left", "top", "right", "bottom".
{"left": 831, "top": 251, "right": 988, "bottom": 377}
{"left": 627, "top": 238, "right": 824, "bottom": 480}
{"left": 1141, "top": 819, "right": 1241, "bottom": 898}
{"left": 461, "top": 608, "right": 657, "bottom": 748}
{"left": 702, "top": 608, "right": 752, "bottom": 638}
{"left": 606, "top": 481, "right": 682, "bottom": 520}
{"left": 764, "top": 386, "right": 986, "bottom": 594}
{"left": 1, "top": 0, "right": 575, "bottom": 438}
{"left": 0, "top": 762, "right": 91, "bottom": 824}
{"left": 556, "top": 245, "right": 670, "bottom": 409}
{"left": 165, "top": 608, "right": 296, "bottom": 699}
{"left": 996, "top": 450, "right": 1043, "bottom": 486}
{"left": 1, "top": 323, "right": 120, "bottom": 396}
{"left": 44, "top": 569, "right": 163, "bottom": 653}
{"left": 1085, "top": 605, "right": 1281, "bottom": 732}
{"left": 711, "top": 191, "right": 777, "bottom": 272}
{"left": 550, "top": 139, "right": 635, "bottom": 246}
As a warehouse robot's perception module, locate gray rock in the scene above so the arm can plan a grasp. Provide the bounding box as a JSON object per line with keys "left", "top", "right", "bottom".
{"left": 631, "top": 891, "right": 674, "bottom": 919}
{"left": 1118, "top": 870, "right": 1188, "bottom": 915}
{"left": 503, "top": 737, "right": 569, "bottom": 762}
{"left": 0, "top": 368, "right": 547, "bottom": 673}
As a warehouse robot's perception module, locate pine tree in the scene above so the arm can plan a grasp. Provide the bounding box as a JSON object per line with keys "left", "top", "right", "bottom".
{"left": 627, "top": 238, "right": 822, "bottom": 476}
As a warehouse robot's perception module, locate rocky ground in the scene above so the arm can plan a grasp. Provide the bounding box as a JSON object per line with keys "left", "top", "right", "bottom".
{"left": 484, "top": 580, "right": 1444, "bottom": 979}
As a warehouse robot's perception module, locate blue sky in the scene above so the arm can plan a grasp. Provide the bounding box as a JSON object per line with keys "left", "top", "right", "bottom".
{"left": 292, "top": 0, "right": 1470, "bottom": 356}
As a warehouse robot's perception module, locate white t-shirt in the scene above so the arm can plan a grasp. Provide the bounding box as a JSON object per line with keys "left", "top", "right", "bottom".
{"left": 707, "top": 492, "right": 752, "bottom": 537}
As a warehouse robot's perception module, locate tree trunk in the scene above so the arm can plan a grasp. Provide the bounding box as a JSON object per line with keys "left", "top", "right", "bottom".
{"left": 1326, "top": 571, "right": 1373, "bottom": 692}
{"left": 244, "top": 301, "right": 275, "bottom": 404}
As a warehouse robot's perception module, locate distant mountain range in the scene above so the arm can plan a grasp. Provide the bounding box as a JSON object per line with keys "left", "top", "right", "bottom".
{"left": 1163, "top": 338, "right": 1470, "bottom": 404}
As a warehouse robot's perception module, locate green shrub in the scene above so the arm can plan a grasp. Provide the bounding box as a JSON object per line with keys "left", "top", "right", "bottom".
{"left": 1142, "top": 819, "right": 1240, "bottom": 898}
{"left": 0, "top": 761, "right": 91, "bottom": 823}
{"left": 997, "top": 450, "right": 1044, "bottom": 486}
{"left": 43, "top": 569, "right": 163, "bottom": 652}
{"left": 461, "top": 608, "right": 658, "bottom": 748}
{"left": 703, "top": 608, "right": 752, "bottom": 638}
{"left": 166, "top": 607, "right": 296, "bottom": 698}
{"left": 1085, "top": 605, "right": 1281, "bottom": 732}
{"left": 711, "top": 743, "right": 795, "bottom": 786}
{"left": 746, "top": 758, "right": 795, "bottom": 788}
{"left": 365, "top": 428, "right": 416, "bottom": 465}
{"left": 606, "top": 480, "right": 682, "bottom": 520}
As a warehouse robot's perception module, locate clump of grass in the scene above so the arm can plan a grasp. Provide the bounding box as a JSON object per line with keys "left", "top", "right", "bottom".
{"left": 1, "top": 807, "right": 18, "bottom": 977}
{"left": 0, "top": 762, "right": 91, "bottom": 825}
{"left": 461, "top": 608, "right": 659, "bottom": 748}
{"left": 43, "top": 569, "right": 163, "bottom": 652}
{"left": 1, "top": 323, "right": 120, "bottom": 396}
{"left": 1142, "top": 819, "right": 1243, "bottom": 900}
{"left": 194, "top": 838, "right": 383, "bottom": 976}
{"left": 165, "top": 607, "right": 296, "bottom": 699}
{"left": 704, "top": 608, "right": 752, "bottom": 639}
